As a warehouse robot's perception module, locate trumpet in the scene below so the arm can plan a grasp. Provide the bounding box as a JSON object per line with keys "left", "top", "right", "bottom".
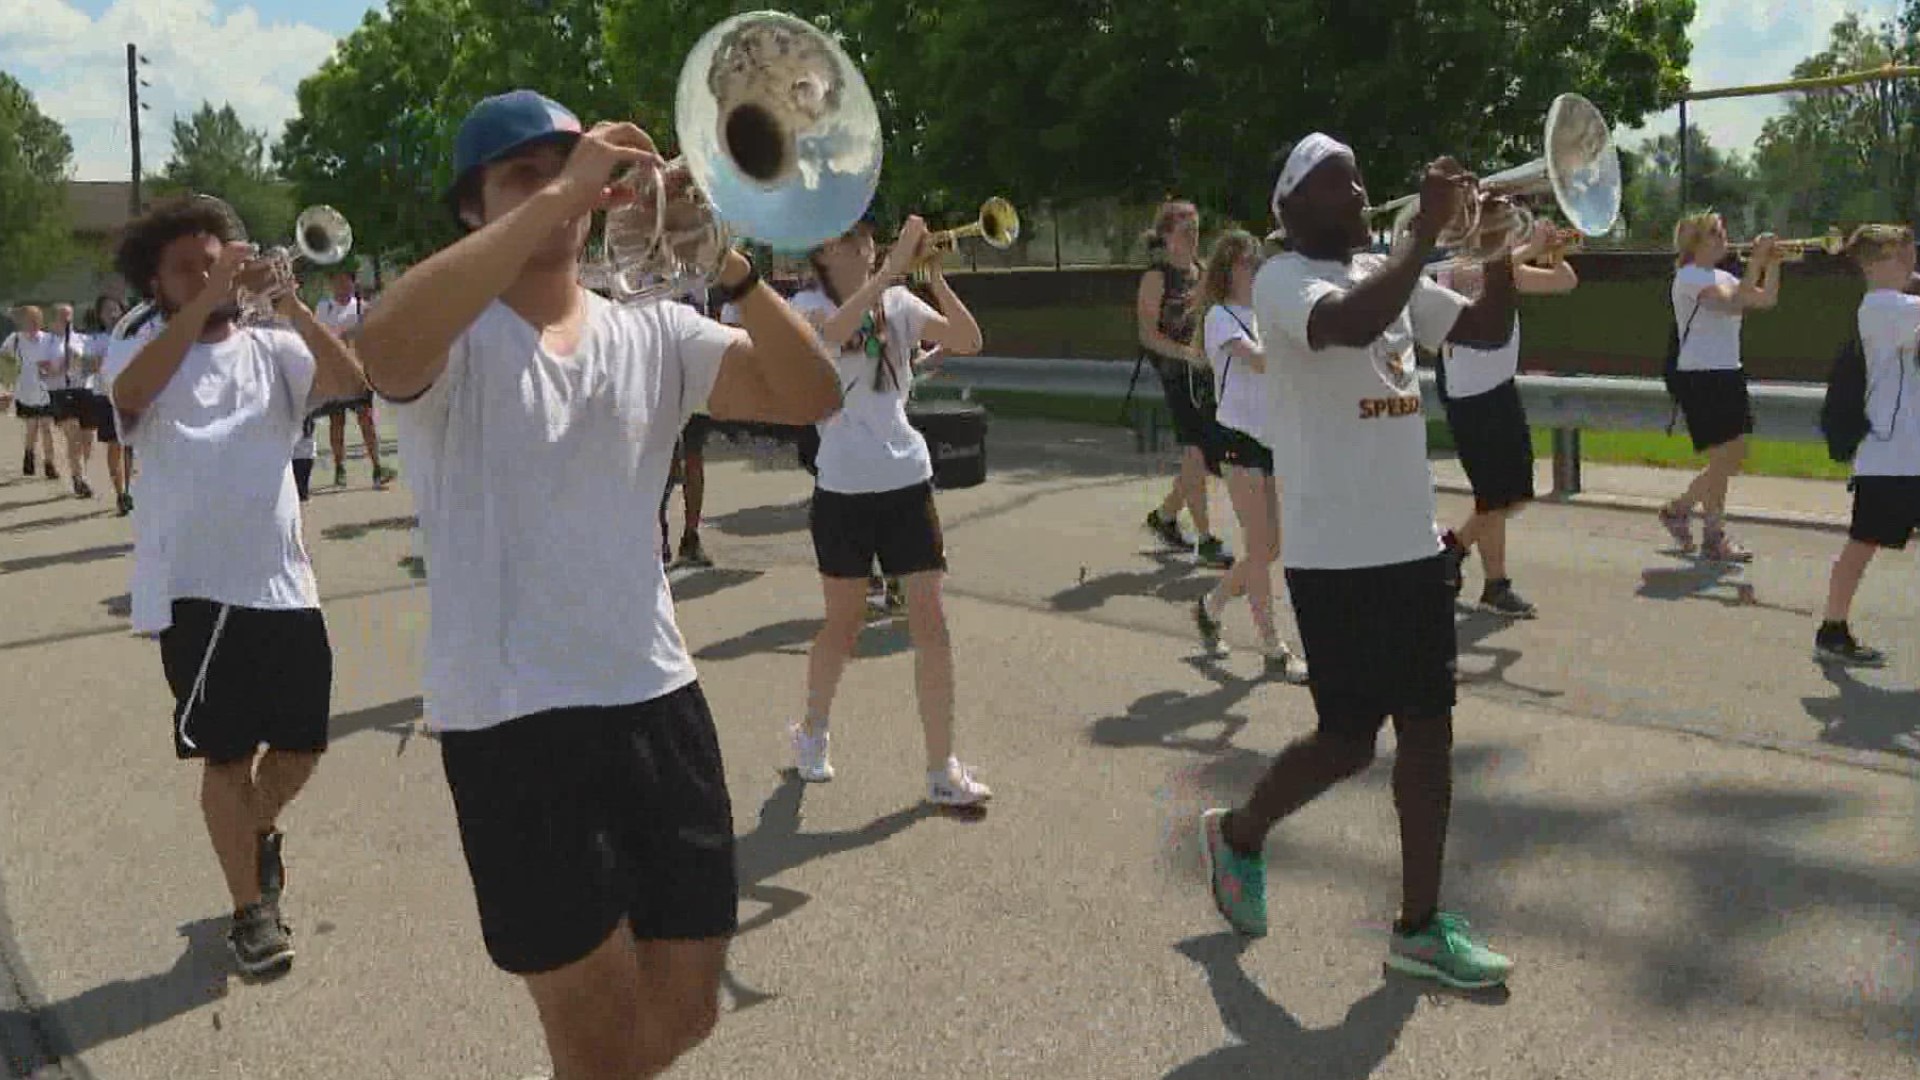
{"left": 1730, "top": 229, "right": 1845, "bottom": 262}
{"left": 233, "top": 204, "right": 354, "bottom": 322}
{"left": 914, "top": 197, "right": 1020, "bottom": 268}
{"left": 599, "top": 10, "right": 883, "bottom": 304}
{"left": 1368, "top": 92, "right": 1621, "bottom": 263}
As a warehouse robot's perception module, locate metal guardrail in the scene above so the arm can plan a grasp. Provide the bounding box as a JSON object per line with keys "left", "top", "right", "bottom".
{"left": 932, "top": 356, "right": 1828, "bottom": 496}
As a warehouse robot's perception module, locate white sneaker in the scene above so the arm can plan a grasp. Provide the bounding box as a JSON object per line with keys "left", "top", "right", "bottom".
{"left": 790, "top": 723, "right": 834, "bottom": 782}
{"left": 928, "top": 758, "right": 991, "bottom": 806}
{"left": 1262, "top": 641, "right": 1308, "bottom": 684}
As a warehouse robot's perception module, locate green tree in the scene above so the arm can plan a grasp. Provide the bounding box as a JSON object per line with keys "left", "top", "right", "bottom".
{"left": 1620, "top": 127, "right": 1757, "bottom": 243}
{"left": 156, "top": 102, "right": 295, "bottom": 246}
{"left": 0, "top": 72, "right": 75, "bottom": 299}
{"left": 1751, "top": 10, "right": 1920, "bottom": 237}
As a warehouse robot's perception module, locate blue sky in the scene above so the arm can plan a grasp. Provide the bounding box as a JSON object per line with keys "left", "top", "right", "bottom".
{"left": 0, "top": 0, "right": 1909, "bottom": 182}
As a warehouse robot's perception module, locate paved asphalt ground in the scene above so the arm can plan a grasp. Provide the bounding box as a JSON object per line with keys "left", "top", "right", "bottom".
{"left": 0, "top": 413, "right": 1914, "bottom": 1079}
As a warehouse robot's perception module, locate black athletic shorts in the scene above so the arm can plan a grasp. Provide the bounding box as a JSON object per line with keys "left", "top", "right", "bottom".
{"left": 1284, "top": 554, "right": 1457, "bottom": 737}
{"left": 1153, "top": 356, "right": 1223, "bottom": 461}
{"left": 158, "top": 598, "right": 333, "bottom": 764}
{"left": 13, "top": 400, "right": 50, "bottom": 420}
{"left": 1848, "top": 475, "right": 1920, "bottom": 549}
{"left": 438, "top": 683, "right": 739, "bottom": 975}
{"left": 82, "top": 392, "right": 117, "bottom": 441}
{"left": 318, "top": 394, "right": 375, "bottom": 417}
{"left": 1216, "top": 426, "right": 1273, "bottom": 475}
{"left": 1672, "top": 369, "right": 1753, "bottom": 453}
{"left": 1444, "top": 379, "right": 1535, "bottom": 513}
{"left": 810, "top": 481, "right": 946, "bottom": 579}
{"left": 681, "top": 414, "right": 713, "bottom": 455}
{"left": 46, "top": 389, "right": 87, "bottom": 424}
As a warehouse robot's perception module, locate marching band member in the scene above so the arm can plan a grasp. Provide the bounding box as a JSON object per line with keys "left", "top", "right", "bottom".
{"left": 1814, "top": 224, "right": 1920, "bottom": 666}
{"left": 1658, "top": 212, "right": 1783, "bottom": 560}
{"left": 1435, "top": 220, "right": 1579, "bottom": 616}
{"left": 1200, "top": 134, "right": 1518, "bottom": 990}
{"left": 787, "top": 212, "right": 993, "bottom": 805}
{"left": 1191, "top": 228, "right": 1306, "bottom": 680}
{"left": 104, "top": 194, "right": 368, "bottom": 976}
{"left": 354, "top": 90, "right": 838, "bottom": 1078}
{"left": 81, "top": 296, "right": 137, "bottom": 514}
{"left": 3, "top": 306, "right": 60, "bottom": 479}
{"left": 1138, "top": 200, "right": 1232, "bottom": 566}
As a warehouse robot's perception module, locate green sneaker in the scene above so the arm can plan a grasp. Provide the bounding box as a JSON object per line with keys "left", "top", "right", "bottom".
{"left": 1386, "top": 911, "right": 1513, "bottom": 989}
{"left": 1200, "top": 808, "right": 1267, "bottom": 936}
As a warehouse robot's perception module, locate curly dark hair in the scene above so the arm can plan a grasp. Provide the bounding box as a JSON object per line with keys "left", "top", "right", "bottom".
{"left": 113, "top": 195, "right": 245, "bottom": 300}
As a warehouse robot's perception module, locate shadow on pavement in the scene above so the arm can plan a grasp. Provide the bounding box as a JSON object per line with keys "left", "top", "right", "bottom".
{"left": 1164, "top": 932, "right": 1500, "bottom": 1079}
{"left": 1802, "top": 665, "right": 1920, "bottom": 762}
{"left": 668, "top": 567, "right": 764, "bottom": 603}
{"left": 330, "top": 696, "right": 432, "bottom": 754}
{"left": 1050, "top": 550, "right": 1211, "bottom": 614}
{"left": 0, "top": 494, "right": 75, "bottom": 515}
{"left": 1, "top": 917, "right": 231, "bottom": 1068}
{"left": 319, "top": 515, "right": 417, "bottom": 542}
{"left": 695, "top": 617, "right": 910, "bottom": 662}
{"left": 1452, "top": 608, "right": 1564, "bottom": 701}
{"left": 1086, "top": 667, "right": 1265, "bottom": 755}
{"left": 1634, "top": 559, "right": 1811, "bottom": 617}
{"left": 0, "top": 508, "right": 103, "bottom": 536}
{"left": 0, "top": 543, "right": 131, "bottom": 575}
{"left": 1160, "top": 744, "right": 1920, "bottom": 1054}
{"left": 706, "top": 498, "right": 810, "bottom": 538}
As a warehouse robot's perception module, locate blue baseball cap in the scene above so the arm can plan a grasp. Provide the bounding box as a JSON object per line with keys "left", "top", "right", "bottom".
{"left": 448, "top": 90, "right": 584, "bottom": 200}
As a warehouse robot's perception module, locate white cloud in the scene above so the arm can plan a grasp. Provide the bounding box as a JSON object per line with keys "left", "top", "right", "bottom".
{"left": 1615, "top": 0, "right": 1906, "bottom": 157}
{"left": 0, "top": 0, "right": 341, "bottom": 180}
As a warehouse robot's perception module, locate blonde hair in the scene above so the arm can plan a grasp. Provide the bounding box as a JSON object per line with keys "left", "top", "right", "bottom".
{"left": 1845, "top": 223, "right": 1914, "bottom": 269}
{"left": 1196, "top": 230, "right": 1259, "bottom": 313}
{"left": 1673, "top": 211, "right": 1722, "bottom": 267}
{"left": 1141, "top": 199, "right": 1199, "bottom": 251}
{"left": 15, "top": 305, "right": 42, "bottom": 325}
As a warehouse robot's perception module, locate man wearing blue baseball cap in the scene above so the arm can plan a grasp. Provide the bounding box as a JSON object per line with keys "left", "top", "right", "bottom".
{"left": 354, "top": 89, "right": 840, "bottom": 1077}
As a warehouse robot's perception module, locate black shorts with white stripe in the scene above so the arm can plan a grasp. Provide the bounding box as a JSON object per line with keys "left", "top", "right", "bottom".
{"left": 158, "top": 598, "right": 333, "bottom": 763}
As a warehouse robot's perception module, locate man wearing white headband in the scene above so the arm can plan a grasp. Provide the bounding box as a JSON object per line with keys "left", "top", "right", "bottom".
{"left": 1199, "top": 135, "right": 1523, "bottom": 990}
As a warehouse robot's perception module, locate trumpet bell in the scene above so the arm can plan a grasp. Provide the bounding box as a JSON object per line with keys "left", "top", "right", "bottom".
{"left": 295, "top": 205, "right": 353, "bottom": 266}
{"left": 978, "top": 197, "right": 1020, "bottom": 248}
{"left": 677, "top": 10, "right": 882, "bottom": 253}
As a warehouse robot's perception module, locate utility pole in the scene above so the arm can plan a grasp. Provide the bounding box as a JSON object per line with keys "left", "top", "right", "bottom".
{"left": 126, "top": 43, "right": 151, "bottom": 216}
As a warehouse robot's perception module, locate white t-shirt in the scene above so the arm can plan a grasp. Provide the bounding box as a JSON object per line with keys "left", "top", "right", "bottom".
{"left": 719, "top": 302, "right": 742, "bottom": 326}
{"left": 43, "top": 328, "right": 85, "bottom": 391}
{"left": 314, "top": 295, "right": 365, "bottom": 337}
{"left": 1852, "top": 289, "right": 1920, "bottom": 478}
{"left": 1671, "top": 264, "right": 1743, "bottom": 372}
{"left": 3, "top": 333, "right": 50, "bottom": 407}
{"left": 1254, "top": 251, "right": 1468, "bottom": 570}
{"left": 386, "top": 290, "right": 743, "bottom": 732}
{"left": 1203, "top": 303, "right": 1269, "bottom": 445}
{"left": 1439, "top": 314, "right": 1521, "bottom": 400}
{"left": 788, "top": 285, "right": 938, "bottom": 494}
{"left": 12, "top": 331, "right": 73, "bottom": 403}
{"left": 103, "top": 327, "right": 324, "bottom": 634}
{"left": 82, "top": 332, "right": 114, "bottom": 393}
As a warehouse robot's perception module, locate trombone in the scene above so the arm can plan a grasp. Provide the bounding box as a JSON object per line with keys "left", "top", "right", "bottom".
{"left": 913, "top": 196, "right": 1020, "bottom": 269}
{"left": 598, "top": 10, "right": 883, "bottom": 304}
{"left": 1730, "top": 228, "right": 1845, "bottom": 262}
{"left": 1367, "top": 92, "right": 1622, "bottom": 263}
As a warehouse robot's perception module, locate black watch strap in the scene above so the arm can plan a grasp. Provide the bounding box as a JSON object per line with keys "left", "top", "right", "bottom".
{"left": 711, "top": 261, "right": 761, "bottom": 306}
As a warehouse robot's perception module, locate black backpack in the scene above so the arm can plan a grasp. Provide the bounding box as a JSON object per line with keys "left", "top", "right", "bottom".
{"left": 1819, "top": 333, "right": 1870, "bottom": 463}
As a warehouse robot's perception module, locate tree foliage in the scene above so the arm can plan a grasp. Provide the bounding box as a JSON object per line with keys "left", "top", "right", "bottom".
{"left": 0, "top": 71, "right": 75, "bottom": 299}
{"left": 278, "top": 0, "right": 1695, "bottom": 265}
{"left": 155, "top": 102, "right": 295, "bottom": 246}
{"left": 1619, "top": 127, "right": 1757, "bottom": 242}
{"left": 1751, "top": 9, "right": 1920, "bottom": 237}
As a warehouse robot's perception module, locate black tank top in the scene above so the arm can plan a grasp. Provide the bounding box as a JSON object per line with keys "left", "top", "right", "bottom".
{"left": 1152, "top": 260, "right": 1199, "bottom": 350}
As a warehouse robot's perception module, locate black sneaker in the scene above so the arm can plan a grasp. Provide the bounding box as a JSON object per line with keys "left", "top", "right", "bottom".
{"left": 22, "top": 451, "right": 34, "bottom": 476}
{"left": 258, "top": 830, "right": 286, "bottom": 907}
{"left": 1441, "top": 533, "right": 1469, "bottom": 597}
{"left": 1193, "top": 599, "right": 1227, "bottom": 657}
{"left": 677, "top": 532, "right": 713, "bottom": 568}
{"left": 228, "top": 900, "right": 295, "bottom": 976}
{"left": 334, "top": 463, "right": 348, "bottom": 488}
{"left": 372, "top": 464, "right": 398, "bottom": 490}
{"left": 1814, "top": 625, "right": 1885, "bottom": 667}
{"left": 1195, "top": 535, "right": 1234, "bottom": 569}
{"left": 115, "top": 492, "right": 133, "bottom": 516}
{"left": 1478, "top": 579, "right": 1537, "bottom": 619}
{"left": 1145, "top": 509, "right": 1187, "bottom": 549}
{"left": 44, "top": 461, "right": 57, "bottom": 481}
{"left": 73, "top": 477, "right": 93, "bottom": 499}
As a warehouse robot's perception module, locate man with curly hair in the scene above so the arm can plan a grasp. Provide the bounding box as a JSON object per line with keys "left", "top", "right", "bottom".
{"left": 104, "top": 194, "right": 371, "bottom": 977}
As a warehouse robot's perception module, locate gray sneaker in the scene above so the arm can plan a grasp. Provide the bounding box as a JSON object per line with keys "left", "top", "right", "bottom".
{"left": 228, "top": 900, "right": 295, "bottom": 976}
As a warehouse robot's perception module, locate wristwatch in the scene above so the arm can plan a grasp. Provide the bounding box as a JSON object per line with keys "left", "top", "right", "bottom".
{"left": 711, "top": 258, "right": 761, "bottom": 306}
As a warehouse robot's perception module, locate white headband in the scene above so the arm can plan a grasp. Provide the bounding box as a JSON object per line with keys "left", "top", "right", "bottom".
{"left": 1271, "top": 133, "right": 1354, "bottom": 217}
